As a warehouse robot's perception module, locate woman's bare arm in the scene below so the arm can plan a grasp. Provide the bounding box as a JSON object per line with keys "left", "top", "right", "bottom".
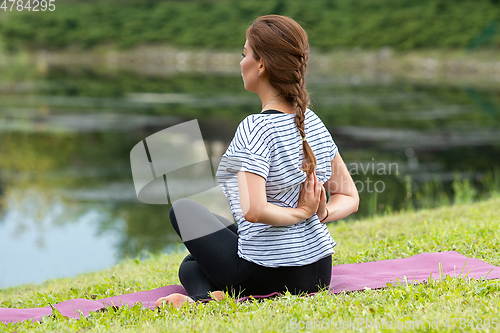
{"left": 238, "top": 170, "right": 322, "bottom": 226}
{"left": 318, "top": 152, "right": 359, "bottom": 223}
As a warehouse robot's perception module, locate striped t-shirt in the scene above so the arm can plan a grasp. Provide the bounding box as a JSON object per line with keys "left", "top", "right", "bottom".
{"left": 215, "top": 108, "right": 338, "bottom": 267}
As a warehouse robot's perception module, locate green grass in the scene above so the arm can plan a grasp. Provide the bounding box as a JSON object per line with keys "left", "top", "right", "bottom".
{"left": 1, "top": 197, "right": 499, "bottom": 332}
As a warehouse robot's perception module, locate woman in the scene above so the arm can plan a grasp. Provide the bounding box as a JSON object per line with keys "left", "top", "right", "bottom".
{"left": 156, "top": 15, "right": 359, "bottom": 308}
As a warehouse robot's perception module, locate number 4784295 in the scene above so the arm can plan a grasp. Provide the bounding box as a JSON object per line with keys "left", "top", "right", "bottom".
{"left": 1, "top": 0, "right": 56, "bottom": 11}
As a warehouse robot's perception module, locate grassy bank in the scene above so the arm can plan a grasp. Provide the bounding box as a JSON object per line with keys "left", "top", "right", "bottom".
{"left": 1, "top": 197, "right": 499, "bottom": 332}
{"left": 2, "top": 44, "right": 500, "bottom": 95}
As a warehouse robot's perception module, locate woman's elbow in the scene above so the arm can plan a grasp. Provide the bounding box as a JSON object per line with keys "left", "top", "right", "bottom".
{"left": 243, "top": 207, "right": 259, "bottom": 223}
{"left": 351, "top": 191, "right": 360, "bottom": 213}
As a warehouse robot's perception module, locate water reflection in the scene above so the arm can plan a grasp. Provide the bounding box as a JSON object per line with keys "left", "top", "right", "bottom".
{"left": 0, "top": 191, "right": 122, "bottom": 287}
{"left": 0, "top": 67, "right": 499, "bottom": 288}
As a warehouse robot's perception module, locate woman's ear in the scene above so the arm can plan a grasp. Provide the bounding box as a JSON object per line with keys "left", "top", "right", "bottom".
{"left": 258, "top": 59, "right": 265, "bottom": 76}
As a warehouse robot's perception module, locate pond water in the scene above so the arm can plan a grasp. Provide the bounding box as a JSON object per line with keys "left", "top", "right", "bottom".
{"left": 0, "top": 67, "right": 499, "bottom": 289}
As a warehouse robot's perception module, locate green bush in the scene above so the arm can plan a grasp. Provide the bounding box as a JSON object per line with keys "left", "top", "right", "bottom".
{"left": 1, "top": 0, "right": 499, "bottom": 52}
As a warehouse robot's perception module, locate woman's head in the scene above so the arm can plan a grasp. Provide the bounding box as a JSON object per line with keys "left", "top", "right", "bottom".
{"left": 244, "top": 15, "right": 317, "bottom": 175}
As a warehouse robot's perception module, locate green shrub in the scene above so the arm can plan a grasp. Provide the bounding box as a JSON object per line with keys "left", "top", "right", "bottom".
{"left": 1, "top": 0, "right": 499, "bottom": 52}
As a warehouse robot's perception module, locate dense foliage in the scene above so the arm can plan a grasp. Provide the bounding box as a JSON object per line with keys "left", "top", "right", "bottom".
{"left": 1, "top": 0, "right": 499, "bottom": 52}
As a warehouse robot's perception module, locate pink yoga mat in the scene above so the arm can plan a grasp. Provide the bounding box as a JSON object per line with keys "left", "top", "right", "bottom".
{"left": 1, "top": 251, "right": 499, "bottom": 324}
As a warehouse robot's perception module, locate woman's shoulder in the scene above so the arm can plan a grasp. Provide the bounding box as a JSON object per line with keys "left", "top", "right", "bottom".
{"left": 305, "top": 107, "right": 327, "bottom": 127}
{"left": 305, "top": 107, "right": 320, "bottom": 119}
{"left": 237, "top": 114, "right": 272, "bottom": 134}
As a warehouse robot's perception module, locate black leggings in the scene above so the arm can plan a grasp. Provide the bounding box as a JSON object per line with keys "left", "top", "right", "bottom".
{"left": 169, "top": 198, "right": 332, "bottom": 301}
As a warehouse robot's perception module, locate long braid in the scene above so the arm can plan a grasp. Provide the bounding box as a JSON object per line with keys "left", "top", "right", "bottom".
{"left": 294, "top": 51, "right": 316, "bottom": 176}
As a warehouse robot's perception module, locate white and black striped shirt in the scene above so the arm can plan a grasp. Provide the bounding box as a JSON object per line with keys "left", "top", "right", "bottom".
{"left": 216, "top": 108, "right": 338, "bottom": 267}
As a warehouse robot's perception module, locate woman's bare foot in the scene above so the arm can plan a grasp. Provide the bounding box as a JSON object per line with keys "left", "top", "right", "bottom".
{"left": 155, "top": 291, "right": 224, "bottom": 308}
{"left": 209, "top": 290, "right": 224, "bottom": 301}
{"left": 155, "top": 293, "right": 195, "bottom": 308}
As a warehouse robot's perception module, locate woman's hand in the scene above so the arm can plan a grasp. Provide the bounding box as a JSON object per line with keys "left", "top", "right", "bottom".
{"left": 317, "top": 185, "right": 328, "bottom": 223}
{"left": 297, "top": 163, "right": 322, "bottom": 220}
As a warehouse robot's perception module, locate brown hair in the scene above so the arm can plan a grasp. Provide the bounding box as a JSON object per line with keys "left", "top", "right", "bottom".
{"left": 246, "top": 15, "right": 317, "bottom": 176}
